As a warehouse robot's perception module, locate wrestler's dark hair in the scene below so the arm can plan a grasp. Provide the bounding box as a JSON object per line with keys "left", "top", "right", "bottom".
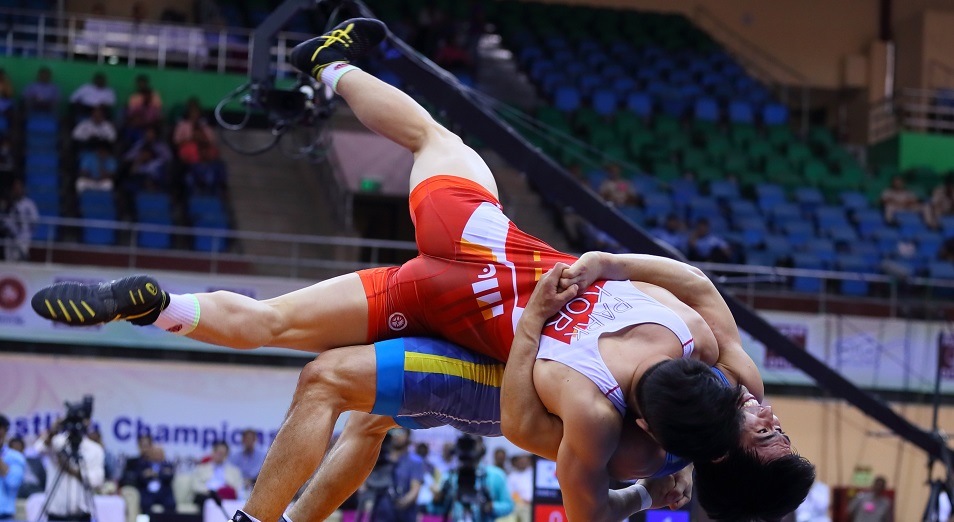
{"left": 635, "top": 358, "right": 742, "bottom": 462}
{"left": 695, "top": 447, "right": 816, "bottom": 521}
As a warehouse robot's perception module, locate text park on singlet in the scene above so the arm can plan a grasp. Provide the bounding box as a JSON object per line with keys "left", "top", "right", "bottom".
{"left": 541, "top": 281, "right": 636, "bottom": 344}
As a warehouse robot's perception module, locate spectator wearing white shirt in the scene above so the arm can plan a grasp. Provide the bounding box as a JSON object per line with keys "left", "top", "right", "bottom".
{"left": 70, "top": 73, "right": 116, "bottom": 116}
{"left": 32, "top": 421, "right": 106, "bottom": 521}
{"left": 71, "top": 105, "right": 116, "bottom": 150}
{"left": 2, "top": 180, "right": 38, "bottom": 262}
{"left": 504, "top": 454, "right": 532, "bottom": 522}
{"left": 796, "top": 478, "right": 830, "bottom": 522}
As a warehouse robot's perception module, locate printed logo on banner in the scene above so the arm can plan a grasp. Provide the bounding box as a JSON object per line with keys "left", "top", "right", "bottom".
{"left": 939, "top": 332, "right": 954, "bottom": 380}
{"left": 835, "top": 330, "right": 883, "bottom": 368}
{"left": 0, "top": 276, "right": 27, "bottom": 326}
{"left": 764, "top": 324, "right": 807, "bottom": 370}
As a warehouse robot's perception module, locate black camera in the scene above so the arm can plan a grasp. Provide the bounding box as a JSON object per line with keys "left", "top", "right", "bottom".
{"left": 364, "top": 431, "right": 396, "bottom": 493}
{"left": 61, "top": 395, "right": 93, "bottom": 452}
{"left": 449, "top": 435, "right": 490, "bottom": 514}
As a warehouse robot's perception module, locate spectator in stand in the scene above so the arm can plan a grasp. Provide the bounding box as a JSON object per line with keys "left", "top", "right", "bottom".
{"left": 0, "top": 414, "right": 25, "bottom": 520}
{"left": 230, "top": 429, "right": 266, "bottom": 489}
{"left": 124, "top": 127, "right": 171, "bottom": 190}
{"left": 72, "top": 105, "right": 117, "bottom": 151}
{"left": 136, "top": 445, "right": 176, "bottom": 514}
{"left": 598, "top": 163, "right": 640, "bottom": 207}
{"left": 22, "top": 67, "right": 60, "bottom": 113}
{"left": 70, "top": 73, "right": 116, "bottom": 117}
{"left": 581, "top": 219, "right": 628, "bottom": 254}
{"left": 85, "top": 427, "right": 118, "bottom": 487}
{"left": 414, "top": 443, "right": 439, "bottom": 516}
{"left": 688, "top": 217, "right": 732, "bottom": 263}
{"left": 881, "top": 176, "right": 922, "bottom": 223}
{"left": 183, "top": 130, "right": 227, "bottom": 194}
{"left": 76, "top": 143, "right": 117, "bottom": 193}
{"left": 928, "top": 175, "right": 954, "bottom": 228}
{"left": 795, "top": 477, "right": 831, "bottom": 522}
{"left": 174, "top": 99, "right": 217, "bottom": 161}
{"left": 847, "top": 476, "right": 893, "bottom": 522}
{"left": 650, "top": 213, "right": 689, "bottom": 254}
{"left": 505, "top": 454, "right": 533, "bottom": 522}
{"left": 120, "top": 434, "right": 153, "bottom": 488}
{"left": 434, "top": 34, "right": 473, "bottom": 76}
{"left": 434, "top": 442, "right": 455, "bottom": 479}
{"left": 388, "top": 428, "right": 424, "bottom": 522}
{"left": 0, "top": 135, "right": 14, "bottom": 192}
{"left": 0, "top": 70, "right": 14, "bottom": 116}
{"left": 492, "top": 448, "right": 507, "bottom": 473}
{"left": 8, "top": 436, "right": 44, "bottom": 499}
{"left": 125, "top": 75, "right": 163, "bottom": 143}
{"left": 1, "top": 179, "right": 38, "bottom": 262}
{"left": 191, "top": 441, "right": 243, "bottom": 506}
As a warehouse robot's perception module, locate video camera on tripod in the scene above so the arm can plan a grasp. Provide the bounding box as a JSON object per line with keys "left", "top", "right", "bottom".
{"left": 438, "top": 435, "right": 493, "bottom": 522}
{"left": 61, "top": 395, "right": 94, "bottom": 453}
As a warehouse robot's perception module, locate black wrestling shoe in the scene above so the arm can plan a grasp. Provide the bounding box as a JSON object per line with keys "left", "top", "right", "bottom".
{"left": 289, "top": 17, "right": 387, "bottom": 79}
{"left": 31, "top": 275, "right": 169, "bottom": 326}
{"left": 228, "top": 510, "right": 256, "bottom": 522}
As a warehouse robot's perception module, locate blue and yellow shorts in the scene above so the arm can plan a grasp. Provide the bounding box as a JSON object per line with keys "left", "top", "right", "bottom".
{"left": 370, "top": 337, "right": 504, "bottom": 437}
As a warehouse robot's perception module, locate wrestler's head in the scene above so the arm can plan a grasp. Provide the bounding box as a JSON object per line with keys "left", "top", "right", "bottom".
{"left": 694, "top": 447, "right": 815, "bottom": 520}
{"left": 634, "top": 358, "right": 742, "bottom": 462}
{"left": 738, "top": 387, "right": 791, "bottom": 460}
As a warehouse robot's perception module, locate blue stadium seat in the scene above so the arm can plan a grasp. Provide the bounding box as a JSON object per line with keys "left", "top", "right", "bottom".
{"left": 768, "top": 202, "right": 802, "bottom": 228}
{"left": 79, "top": 191, "right": 115, "bottom": 219}
{"left": 791, "top": 253, "right": 824, "bottom": 293}
{"left": 928, "top": 262, "right": 954, "bottom": 279}
{"left": 687, "top": 196, "right": 721, "bottom": 223}
{"left": 815, "top": 206, "right": 851, "bottom": 229}
{"left": 554, "top": 86, "right": 581, "bottom": 112}
{"left": 793, "top": 187, "right": 824, "bottom": 213}
{"left": 586, "top": 170, "right": 608, "bottom": 191}
{"left": 804, "top": 238, "right": 837, "bottom": 267}
{"left": 873, "top": 228, "right": 901, "bottom": 255}
{"left": 763, "top": 234, "right": 791, "bottom": 258}
{"left": 26, "top": 115, "right": 57, "bottom": 133}
{"left": 755, "top": 184, "right": 787, "bottom": 212}
{"left": 727, "top": 100, "right": 755, "bottom": 124}
{"left": 619, "top": 206, "right": 645, "bottom": 226}
{"left": 839, "top": 191, "right": 869, "bottom": 211}
{"left": 850, "top": 242, "right": 881, "bottom": 266}
{"left": 693, "top": 97, "right": 720, "bottom": 122}
{"left": 782, "top": 221, "right": 814, "bottom": 247}
{"left": 709, "top": 180, "right": 740, "bottom": 201}
{"left": 591, "top": 89, "right": 619, "bottom": 116}
{"left": 837, "top": 256, "right": 871, "bottom": 296}
{"left": 733, "top": 217, "right": 768, "bottom": 247}
{"left": 762, "top": 104, "right": 789, "bottom": 126}
{"left": 827, "top": 224, "right": 859, "bottom": 244}
{"left": 915, "top": 231, "right": 944, "bottom": 259}
{"left": 745, "top": 250, "right": 777, "bottom": 267}
{"left": 669, "top": 179, "right": 699, "bottom": 208}
{"left": 894, "top": 211, "right": 927, "bottom": 239}
{"left": 642, "top": 193, "right": 673, "bottom": 224}
{"left": 854, "top": 209, "right": 885, "bottom": 239}
{"left": 625, "top": 92, "right": 653, "bottom": 117}
{"left": 82, "top": 227, "right": 115, "bottom": 245}
{"left": 612, "top": 77, "right": 637, "bottom": 95}
{"left": 940, "top": 215, "right": 954, "bottom": 238}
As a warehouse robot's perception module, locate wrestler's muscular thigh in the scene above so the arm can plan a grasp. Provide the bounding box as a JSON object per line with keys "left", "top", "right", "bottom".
{"left": 190, "top": 273, "right": 369, "bottom": 352}
{"left": 410, "top": 126, "right": 499, "bottom": 198}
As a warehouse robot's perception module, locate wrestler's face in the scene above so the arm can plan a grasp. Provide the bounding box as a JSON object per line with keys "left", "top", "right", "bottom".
{"left": 738, "top": 386, "right": 792, "bottom": 462}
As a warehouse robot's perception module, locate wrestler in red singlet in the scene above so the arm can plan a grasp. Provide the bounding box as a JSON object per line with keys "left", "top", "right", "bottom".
{"left": 359, "top": 175, "right": 577, "bottom": 361}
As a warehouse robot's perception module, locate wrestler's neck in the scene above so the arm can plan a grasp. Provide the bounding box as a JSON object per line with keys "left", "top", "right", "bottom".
{"left": 624, "top": 352, "right": 671, "bottom": 414}
{"left": 600, "top": 324, "right": 684, "bottom": 412}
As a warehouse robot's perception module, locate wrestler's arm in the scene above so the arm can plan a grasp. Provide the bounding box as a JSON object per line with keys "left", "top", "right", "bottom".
{"left": 501, "top": 267, "right": 576, "bottom": 461}
{"left": 561, "top": 252, "right": 763, "bottom": 399}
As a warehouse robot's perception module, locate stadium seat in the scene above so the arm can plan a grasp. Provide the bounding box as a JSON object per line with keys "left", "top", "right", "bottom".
{"left": 804, "top": 238, "right": 837, "bottom": 268}
{"left": 781, "top": 221, "right": 814, "bottom": 247}
{"left": 755, "top": 184, "right": 787, "bottom": 212}
{"left": 625, "top": 92, "right": 653, "bottom": 117}
{"left": 727, "top": 100, "right": 755, "bottom": 124}
{"left": 591, "top": 89, "right": 618, "bottom": 116}
{"left": 554, "top": 86, "right": 582, "bottom": 112}
{"left": 928, "top": 262, "right": 954, "bottom": 279}
{"left": 693, "top": 97, "right": 720, "bottom": 122}
{"left": 762, "top": 103, "right": 789, "bottom": 125}
{"left": 791, "top": 253, "right": 824, "bottom": 293}
{"left": 854, "top": 209, "right": 885, "bottom": 239}
{"left": 837, "top": 256, "right": 871, "bottom": 296}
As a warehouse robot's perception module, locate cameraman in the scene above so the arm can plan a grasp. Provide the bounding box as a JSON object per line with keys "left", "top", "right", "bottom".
{"left": 33, "top": 416, "right": 105, "bottom": 521}
{"left": 432, "top": 435, "right": 513, "bottom": 522}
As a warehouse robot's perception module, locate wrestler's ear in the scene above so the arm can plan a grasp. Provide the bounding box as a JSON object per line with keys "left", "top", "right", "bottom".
{"left": 634, "top": 418, "right": 654, "bottom": 437}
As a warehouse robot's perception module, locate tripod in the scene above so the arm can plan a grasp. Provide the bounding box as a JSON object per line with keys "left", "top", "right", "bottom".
{"left": 921, "top": 331, "right": 954, "bottom": 522}
{"left": 35, "top": 440, "right": 99, "bottom": 522}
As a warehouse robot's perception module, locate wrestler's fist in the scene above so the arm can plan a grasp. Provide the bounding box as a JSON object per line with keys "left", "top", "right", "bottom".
{"left": 642, "top": 464, "right": 693, "bottom": 510}
{"left": 560, "top": 251, "right": 606, "bottom": 294}
{"left": 527, "top": 262, "right": 578, "bottom": 320}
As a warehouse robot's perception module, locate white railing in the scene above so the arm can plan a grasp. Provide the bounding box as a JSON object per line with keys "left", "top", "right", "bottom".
{"left": 21, "top": 216, "right": 954, "bottom": 316}
{"left": 0, "top": 7, "right": 306, "bottom": 76}
{"left": 869, "top": 87, "right": 954, "bottom": 143}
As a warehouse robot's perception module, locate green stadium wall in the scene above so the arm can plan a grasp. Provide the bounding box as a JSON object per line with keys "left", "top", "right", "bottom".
{"left": 1, "top": 56, "right": 249, "bottom": 114}
{"left": 869, "top": 132, "right": 954, "bottom": 175}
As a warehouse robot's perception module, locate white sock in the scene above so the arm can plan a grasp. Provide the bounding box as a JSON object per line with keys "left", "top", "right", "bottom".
{"left": 319, "top": 62, "right": 359, "bottom": 93}
{"left": 236, "top": 510, "right": 261, "bottom": 522}
{"left": 153, "top": 294, "right": 200, "bottom": 335}
{"left": 280, "top": 513, "right": 293, "bottom": 522}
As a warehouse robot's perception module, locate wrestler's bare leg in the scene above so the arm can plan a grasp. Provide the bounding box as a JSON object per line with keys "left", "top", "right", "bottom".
{"left": 243, "top": 346, "right": 378, "bottom": 522}
{"left": 333, "top": 69, "right": 499, "bottom": 197}
{"left": 186, "top": 274, "right": 369, "bottom": 352}
{"left": 287, "top": 413, "right": 396, "bottom": 521}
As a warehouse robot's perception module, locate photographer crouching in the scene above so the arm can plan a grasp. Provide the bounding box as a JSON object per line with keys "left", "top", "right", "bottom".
{"left": 33, "top": 396, "right": 105, "bottom": 522}
{"left": 431, "top": 435, "right": 513, "bottom": 522}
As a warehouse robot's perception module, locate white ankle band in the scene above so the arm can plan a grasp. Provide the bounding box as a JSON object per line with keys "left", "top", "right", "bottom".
{"left": 320, "top": 62, "right": 359, "bottom": 93}
{"left": 153, "top": 294, "right": 200, "bottom": 335}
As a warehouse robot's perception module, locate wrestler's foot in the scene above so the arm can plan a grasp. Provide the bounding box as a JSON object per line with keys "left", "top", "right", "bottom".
{"left": 289, "top": 17, "right": 387, "bottom": 79}
{"left": 228, "top": 510, "right": 261, "bottom": 522}
{"left": 31, "top": 275, "right": 169, "bottom": 326}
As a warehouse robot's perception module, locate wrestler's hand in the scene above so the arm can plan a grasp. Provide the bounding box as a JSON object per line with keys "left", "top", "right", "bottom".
{"left": 560, "top": 251, "right": 605, "bottom": 294}
{"left": 527, "top": 262, "right": 578, "bottom": 320}
{"left": 642, "top": 464, "right": 693, "bottom": 510}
